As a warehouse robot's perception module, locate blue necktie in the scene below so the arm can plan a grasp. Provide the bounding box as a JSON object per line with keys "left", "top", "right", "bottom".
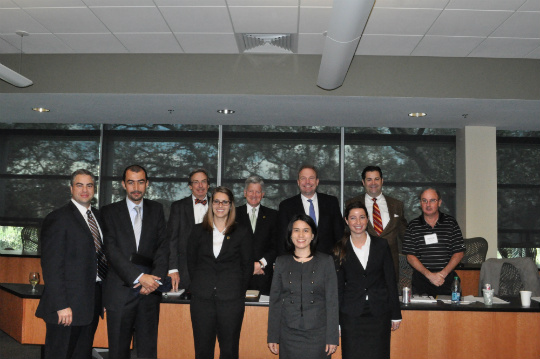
{"left": 308, "top": 199, "right": 317, "bottom": 225}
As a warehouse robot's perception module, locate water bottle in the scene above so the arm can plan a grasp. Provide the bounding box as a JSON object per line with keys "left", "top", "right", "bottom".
{"left": 451, "top": 276, "right": 461, "bottom": 303}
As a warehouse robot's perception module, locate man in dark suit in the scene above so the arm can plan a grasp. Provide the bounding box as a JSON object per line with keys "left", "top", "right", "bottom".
{"left": 235, "top": 175, "right": 278, "bottom": 295}
{"left": 101, "top": 165, "right": 169, "bottom": 359}
{"left": 167, "top": 168, "right": 210, "bottom": 292}
{"left": 278, "top": 165, "right": 344, "bottom": 255}
{"left": 36, "top": 169, "right": 106, "bottom": 359}
{"left": 346, "top": 165, "right": 407, "bottom": 277}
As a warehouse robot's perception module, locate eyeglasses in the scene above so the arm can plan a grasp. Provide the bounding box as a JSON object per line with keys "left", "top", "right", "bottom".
{"left": 212, "top": 199, "right": 231, "bottom": 206}
{"left": 421, "top": 199, "right": 439, "bottom": 204}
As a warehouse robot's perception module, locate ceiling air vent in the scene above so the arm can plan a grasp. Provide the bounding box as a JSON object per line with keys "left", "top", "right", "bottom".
{"left": 241, "top": 34, "right": 293, "bottom": 53}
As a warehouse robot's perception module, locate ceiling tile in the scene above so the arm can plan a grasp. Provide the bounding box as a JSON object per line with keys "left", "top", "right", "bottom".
{"left": 161, "top": 7, "right": 233, "bottom": 33}
{"left": 156, "top": 0, "right": 225, "bottom": 4}
{"left": 412, "top": 35, "right": 485, "bottom": 56}
{"left": 1, "top": 33, "right": 73, "bottom": 53}
{"left": 0, "top": 37, "right": 19, "bottom": 52}
{"left": 55, "top": 33, "right": 128, "bottom": 53}
{"left": 299, "top": 7, "right": 331, "bottom": 33}
{"left": 364, "top": 8, "right": 442, "bottom": 35}
{"left": 374, "top": 0, "right": 448, "bottom": 9}
{"left": 428, "top": 10, "right": 512, "bottom": 37}
{"left": 297, "top": 33, "right": 325, "bottom": 54}
{"left": 469, "top": 37, "right": 540, "bottom": 57}
{"left": 301, "top": 0, "right": 332, "bottom": 6}
{"left": 227, "top": 0, "right": 297, "bottom": 5}
{"left": 13, "top": 0, "right": 86, "bottom": 7}
{"left": 0, "top": 8, "right": 50, "bottom": 33}
{"left": 525, "top": 45, "right": 540, "bottom": 58}
{"left": 25, "top": 7, "right": 109, "bottom": 33}
{"left": 447, "top": 0, "right": 527, "bottom": 11}
{"left": 84, "top": 0, "right": 156, "bottom": 5}
{"left": 229, "top": 6, "right": 298, "bottom": 33}
{"left": 91, "top": 6, "right": 170, "bottom": 33}
{"left": 115, "top": 33, "right": 183, "bottom": 53}
{"left": 519, "top": 0, "right": 540, "bottom": 11}
{"left": 491, "top": 11, "right": 540, "bottom": 38}
{"left": 356, "top": 34, "right": 422, "bottom": 55}
{"left": 176, "top": 33, "right": 238, "bottom": 53}
{"left": 0, "top": 0, "right": 18, "bottom": 8}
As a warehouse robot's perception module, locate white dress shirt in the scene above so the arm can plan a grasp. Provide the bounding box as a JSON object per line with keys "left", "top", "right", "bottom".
{"left": 212, "top": 225, "right": 226, "bottom": 258}
{"left": 126, "top": 198, "right": 144, "bottom": 283}
{"left": 192, "top": 195, "right": 209, "bottom": 224}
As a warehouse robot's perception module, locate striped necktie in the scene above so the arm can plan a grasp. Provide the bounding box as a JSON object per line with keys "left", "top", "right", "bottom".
{"left": 87, "top": 210, "right": 107, "bottom": 281}
{"left": 372, "top": 198, "right": 383, "bottom": 235}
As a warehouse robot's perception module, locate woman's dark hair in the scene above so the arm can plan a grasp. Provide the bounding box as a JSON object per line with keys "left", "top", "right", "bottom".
{"left": 202, "top": 186, "right": 237, "bottom": 235}
{"left": 286, "top": 214, "right": 318, "bottom": 257}
{"left": 334, "top": 201, "right": 369, "bottom": 264}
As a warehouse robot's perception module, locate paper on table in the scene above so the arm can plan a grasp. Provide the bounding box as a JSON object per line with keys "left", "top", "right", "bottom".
{"left": 463, "top": 295, "right": 510, "bottom": 304}
{"left": 164, "top": 289, "right": 185, "bottom": 296}
{"left": 531, "top": 297, "right": 540, "bottom": 303}
{"left": 259, "top": 295, "right": 270, "bottom": 303}
{"left": 409, "top": 295, "right": 437, "bottom": 303}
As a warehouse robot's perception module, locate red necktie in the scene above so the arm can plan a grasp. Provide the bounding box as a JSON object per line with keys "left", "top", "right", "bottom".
{"left": 195, "top": 198, "right": 207, "bottom": 205}
{"left": 372, "top": 198, "right": 383, "bottom": 236}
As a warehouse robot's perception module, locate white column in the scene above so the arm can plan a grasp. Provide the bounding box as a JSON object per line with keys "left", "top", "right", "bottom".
{"left": 456, "top": 126, "right": 498, "bottom": 259}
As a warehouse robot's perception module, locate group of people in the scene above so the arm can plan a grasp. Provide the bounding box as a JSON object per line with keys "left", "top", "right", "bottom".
{"left": 35, "top": 163, "right": 465, "bottom": 359}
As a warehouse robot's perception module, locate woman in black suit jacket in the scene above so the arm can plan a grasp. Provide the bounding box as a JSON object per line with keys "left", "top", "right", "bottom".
{"left": 334, "top": 201, "right": 402, "bottom": 359}
{"left": 187, "top": 186, "right": 252, "bottom": 359}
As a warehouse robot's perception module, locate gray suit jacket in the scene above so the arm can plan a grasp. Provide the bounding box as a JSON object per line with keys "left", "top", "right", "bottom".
{"left": 346, "top": 194, "right": 407, "bottom": 277}
{"left": 268, "top": 253, "right": 339, "bottom": 345}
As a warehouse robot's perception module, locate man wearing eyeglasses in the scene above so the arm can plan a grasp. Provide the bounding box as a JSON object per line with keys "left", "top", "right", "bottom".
{"left": 167, "top": 168, "right": 210, "bottom": 292}
{"left": 402, "top": 188, "right": 465, "bottom": 296}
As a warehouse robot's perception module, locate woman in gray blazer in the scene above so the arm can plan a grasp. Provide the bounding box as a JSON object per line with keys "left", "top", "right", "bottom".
{"left": 334, "top": 201, "right": 402, "bottom": 359}
{"left": 268, "top": 214, "right": 339, "bottom": 359}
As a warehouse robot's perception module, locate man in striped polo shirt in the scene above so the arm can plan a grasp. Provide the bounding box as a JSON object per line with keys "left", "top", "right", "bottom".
{"left": 402, "top": 188, "right": 465, "bottom": 296}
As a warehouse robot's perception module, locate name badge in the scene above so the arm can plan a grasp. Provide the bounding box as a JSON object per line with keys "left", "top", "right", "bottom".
{"left": 424, "top": 233, "right": 438, "bottom": 245}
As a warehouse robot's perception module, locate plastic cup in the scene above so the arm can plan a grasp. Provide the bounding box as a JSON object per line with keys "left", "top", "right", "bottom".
{"left": 520, "top": 290, "right": 532, "bottom": 307}
{"left": 482, "top": 289, "right": 494, "bottom": 306}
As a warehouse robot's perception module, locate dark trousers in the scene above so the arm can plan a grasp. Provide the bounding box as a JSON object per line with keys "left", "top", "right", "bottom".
{"left": 43, "top": 282, "right": 102, "bottom": 359}
{"left": 190, "top": 296, "right": 245, "bottom": 359}
{"left": 412, "top": 270, "right": 458, "bottom": 296}
{"left": 340, "top": 310, "right": 392, "bottom": 359}
{"left": 106, "top": 290, "right": 161, "bottom": 359}
{"left": 247, "top": 271, "right": 273, "bottom": 296}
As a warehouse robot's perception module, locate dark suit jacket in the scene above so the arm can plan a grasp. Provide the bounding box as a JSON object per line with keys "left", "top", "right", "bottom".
{"left": 187, "top": 223, "right": 252, "bottom": 301}
{"left": 236, "top": 204, "right": 278, "bottom": 294}
{"left": 101, "top": 199, "right": 169, "bottom": 311}
{"left": 36, "top": 201, "right": 104, "bottom": 325}
{"left": 278, "top": 193, "right": 344, "bottom": 255}
{"left": 346, "top": 194, "right": 407, "bottom": 277}
{"left": 336, "top": 235, "right": 401, "bottom": 320}
{"left": 167, "top": 195, "right": 207, "bottom": 289}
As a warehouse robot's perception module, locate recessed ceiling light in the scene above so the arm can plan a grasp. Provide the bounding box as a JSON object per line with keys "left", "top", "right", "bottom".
{"left": 32, "top": 107, "right": 50, "bottom": 112}
{"left": 217, "top": 109, "right": 235, "bottom": 114}
{"left": 408, "top": 112, "right": 426, "bottom": 117}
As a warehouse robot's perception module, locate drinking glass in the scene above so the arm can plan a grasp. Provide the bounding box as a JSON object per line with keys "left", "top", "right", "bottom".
{"left": 29, "top": 272, "right": 40, "bottom": 292}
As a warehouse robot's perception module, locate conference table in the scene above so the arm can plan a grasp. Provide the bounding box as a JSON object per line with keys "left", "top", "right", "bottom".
{"left": 1, "top": 283, "right": 539, "bottom": 359}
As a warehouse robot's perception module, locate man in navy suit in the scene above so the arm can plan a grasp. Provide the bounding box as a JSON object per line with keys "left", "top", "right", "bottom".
{"left": 235, "top": 175, "right": 278, "bottom": 295}
{"left": 278, "top": 165, "right": 344, "bottom": 255}
{"left": 36, "top": 169, "right": 105, "bottom": 359}
{"left": 101, "top": 165, "right": 169, "bottom": 359}
{"left": 166, "top": 168, "right": 210, "bottom": 292}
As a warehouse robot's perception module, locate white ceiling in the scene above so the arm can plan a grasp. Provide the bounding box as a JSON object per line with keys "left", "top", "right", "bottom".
{"left": 0, "top": 0, "right": 539, "bottom": 58}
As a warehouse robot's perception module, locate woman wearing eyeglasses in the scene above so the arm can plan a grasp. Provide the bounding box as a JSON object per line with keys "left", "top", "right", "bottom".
{"left": 187, "top": 186, "right": 252, "bottom": 359}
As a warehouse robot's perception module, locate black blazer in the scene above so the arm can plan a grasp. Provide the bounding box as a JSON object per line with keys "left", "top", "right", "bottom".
{"left": 36, "top": 201, "right": 104, "bottom": 325}
{"left": 336, "top": 235, "right": 402, "bottom": 320}
{"left": 187, "top": 223, "right": 252, "bottom": 301}
{"left": 167, "top": 195, "right": 206, "bottom": 289}
{"left": 278, "top": 193, "right": 344, "bottom": 255}
{"left": 101, "top": 199, "right": 169, "bottom": 311}
{"left": 235, "top": 204, "right": 278, "bottom": 293}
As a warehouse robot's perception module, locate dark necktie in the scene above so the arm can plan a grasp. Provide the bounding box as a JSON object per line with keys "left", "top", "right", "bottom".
{"left": 87, "top": 210, "right": 107, "bottom": 281}
{"left": 372, "top": 198, "right": 383, "bottom": 235}
{"left": 195, "top": 198, "right": 207, "bottom": 205}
